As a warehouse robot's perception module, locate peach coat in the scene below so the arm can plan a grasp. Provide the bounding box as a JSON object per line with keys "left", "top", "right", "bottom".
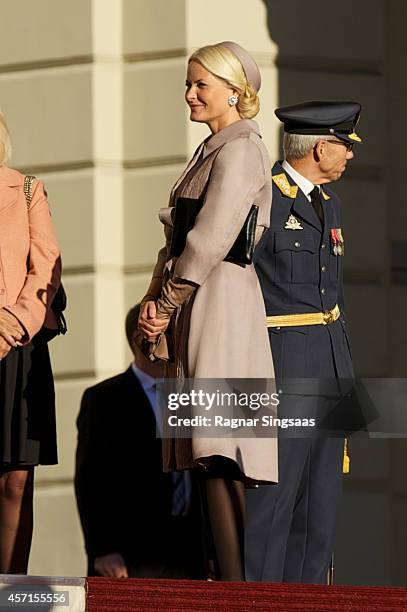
{"left": 154, "top": 119, "right": 278, "bottom": 484}
{"left": 0, "top": 165, "right": 61, "bottom": 341}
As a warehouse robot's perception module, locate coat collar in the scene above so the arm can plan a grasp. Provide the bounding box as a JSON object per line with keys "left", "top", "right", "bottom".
{"left": 272, "top": 161, "right": 331, "bottom": 200}
{"left": 272, "top": 161, "right": 323, "bottom": 231}
{"left": 0, "top": 165, "right": 24, "bottom": 215}
{"left": 282, "top": 160, "right": 314, "bottom": 199}
{"left": 170, "top": 120, "right": 261, "bottom": 201}
{"left": 202, "top": 119, "right": 261, "bottom": 159}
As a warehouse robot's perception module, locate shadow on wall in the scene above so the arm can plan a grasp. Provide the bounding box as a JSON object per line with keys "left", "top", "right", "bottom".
{"left": 262, "top": 0, "right": 389, "bottom": 380}
{"left": 261, "top": 0, "right": 407, "bottom": 590}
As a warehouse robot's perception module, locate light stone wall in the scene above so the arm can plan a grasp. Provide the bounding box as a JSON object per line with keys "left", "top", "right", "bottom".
{"left": 0, "top": 0, "right": 125, "bottom": 576}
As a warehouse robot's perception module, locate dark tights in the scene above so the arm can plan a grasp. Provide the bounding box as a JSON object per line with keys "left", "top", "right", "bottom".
{"left": 204, "top": 477, "right": 246, "bottom": 581}
{"left": 0, "top": 468, "right": 34, "bottom": 574}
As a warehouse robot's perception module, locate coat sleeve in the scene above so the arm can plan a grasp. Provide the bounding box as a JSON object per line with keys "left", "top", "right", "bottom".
{"left": 152, "top": 246, "right": 168, "bottom": 280}
{"left": 4, "top": 179, "right": 61, "bottom": 340}
{"left": 173, "top": 136, "right": 265, "bottom": 286}
{"left": 144, "top": 236, "right": 170, "bottom": 300}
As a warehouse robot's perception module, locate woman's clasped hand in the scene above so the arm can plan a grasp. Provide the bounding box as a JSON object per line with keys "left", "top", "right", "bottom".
{"left": 138, "top": 299, "right": 169, "bottom": 341}
{"left": 0, "top": 308, "right": 25, "bottom": 357}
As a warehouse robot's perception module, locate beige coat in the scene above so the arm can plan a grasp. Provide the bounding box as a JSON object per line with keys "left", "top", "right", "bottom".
{"left": 154, "top": 120, "right": 277, "bottom": 484}
{"left": 0, "top": 165, "right": 60, "bottom": 340}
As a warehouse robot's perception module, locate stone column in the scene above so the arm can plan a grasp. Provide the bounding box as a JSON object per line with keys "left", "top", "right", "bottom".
{"left": 0, "top": 0, "right": 124, "bottom": 575}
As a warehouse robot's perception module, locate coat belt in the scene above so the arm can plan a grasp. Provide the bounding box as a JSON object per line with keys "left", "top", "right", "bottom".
{"left": 266, "top": 304, "right": 340, "bottom": 328}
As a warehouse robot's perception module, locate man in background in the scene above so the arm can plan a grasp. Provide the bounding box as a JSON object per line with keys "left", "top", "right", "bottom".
{"left": 75, "top": 304, "right": 204, "bottom": 579}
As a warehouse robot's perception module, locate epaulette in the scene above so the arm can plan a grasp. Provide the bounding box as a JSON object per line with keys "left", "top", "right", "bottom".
{"left": 321, "top": 188, "right": 331, "bottom": 201}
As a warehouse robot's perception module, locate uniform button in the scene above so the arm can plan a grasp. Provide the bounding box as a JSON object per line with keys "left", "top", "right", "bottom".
{"left": 276, "top": 326, "right": 281, "bottom": 330}
{"left": 321, "top": 243, "right": 326, "bottom": 249}
{"left": 294, "top": 241, "right": 301, "bottom": 248}
{"left": 321, "top": 288, "right": 326, "bottom": 295}
{"left": 321, "top": 266, "right": 326, "bottom": 272}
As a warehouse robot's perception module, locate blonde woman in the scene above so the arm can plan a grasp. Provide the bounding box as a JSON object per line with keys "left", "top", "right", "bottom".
{"left": 0, "top": 110, "right": 61, "bottom": 573}
{"left": 138, "top": 42, "right": 276, "bottom": 580}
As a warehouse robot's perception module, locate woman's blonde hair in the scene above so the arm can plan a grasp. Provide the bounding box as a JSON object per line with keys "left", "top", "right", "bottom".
{"left": 189, "top": 44, "right": 260, "bottom": 119}
{"left": 0, "top": 110, "right": 11, "bottom": 164}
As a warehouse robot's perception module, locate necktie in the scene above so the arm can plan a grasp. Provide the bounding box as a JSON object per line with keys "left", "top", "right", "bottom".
{"left": 310, "top": 186, "right": 323, "bottom": 223}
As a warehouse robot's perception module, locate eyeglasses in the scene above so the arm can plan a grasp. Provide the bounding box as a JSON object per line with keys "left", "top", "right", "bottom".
{"left": 324, "top": 139, "right": 354, "bottom": 152}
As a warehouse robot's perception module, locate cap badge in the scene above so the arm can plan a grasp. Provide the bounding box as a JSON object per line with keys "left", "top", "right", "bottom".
{"left": 348, "top": 132, "right": 362, "bottom": 142}
{"left": 272, "top": 173, "right": 299, "bottom": 199}
{"left": 285, "top": 214, "right": 303, "bottom": 230}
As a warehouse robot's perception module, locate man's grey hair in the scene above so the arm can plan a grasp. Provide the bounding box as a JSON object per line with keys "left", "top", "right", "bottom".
{"left": 283, "top": 133, "right": 325, "bottom": 161}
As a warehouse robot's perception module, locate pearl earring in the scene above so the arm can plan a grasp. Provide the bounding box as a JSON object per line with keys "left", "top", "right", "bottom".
{"left": 228, "top": 94, "right": 238, "bottom": 107}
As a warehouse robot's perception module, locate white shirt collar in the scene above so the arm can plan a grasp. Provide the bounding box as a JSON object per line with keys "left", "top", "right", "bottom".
{"left": 282, "top": 160, "right": 316, "bottom": 200}
{"left": 131, "top": 362, "right": 156, "bottom": 392}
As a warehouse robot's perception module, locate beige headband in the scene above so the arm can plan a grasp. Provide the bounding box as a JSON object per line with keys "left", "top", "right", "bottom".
{"left": 219, "top": 41, "right": 261, "bottom": 93}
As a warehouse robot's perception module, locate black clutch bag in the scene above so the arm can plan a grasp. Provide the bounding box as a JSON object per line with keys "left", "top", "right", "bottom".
{"left": 170, "top": 196, "right": 258, "bottom": 266}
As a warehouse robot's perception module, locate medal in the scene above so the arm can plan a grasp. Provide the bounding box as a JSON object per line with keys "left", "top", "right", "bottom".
{"left": 330, "top": 228, "right": 344, "bottom": 256}
{"left": 337, "top": 228, "right": 344, "bottom": 255}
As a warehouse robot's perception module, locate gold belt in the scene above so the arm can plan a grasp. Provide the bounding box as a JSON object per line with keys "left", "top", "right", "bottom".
{"left": 266, "top": 304, "right": 340, "bottom": 328}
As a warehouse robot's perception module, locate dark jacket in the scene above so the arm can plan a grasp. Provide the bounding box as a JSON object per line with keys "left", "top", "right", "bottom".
{"left": 74, "top": 366, "right": 203, "bottom": 575}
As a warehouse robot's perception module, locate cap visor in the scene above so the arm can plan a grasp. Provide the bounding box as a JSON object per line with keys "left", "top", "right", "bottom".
{"left": 336, "top": 132, "right": 362, "bottom": 144}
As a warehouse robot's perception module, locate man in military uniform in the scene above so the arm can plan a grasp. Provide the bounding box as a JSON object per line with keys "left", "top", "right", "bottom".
{"left": 245, "top": 101, "right": 361, "bottom": 584}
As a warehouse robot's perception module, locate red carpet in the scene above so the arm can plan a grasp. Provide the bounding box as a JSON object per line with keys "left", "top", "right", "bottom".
{"left": 86, "top": 578, "right": 407, "bottom": 611}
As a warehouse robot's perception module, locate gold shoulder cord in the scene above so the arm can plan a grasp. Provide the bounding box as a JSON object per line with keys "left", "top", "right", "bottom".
{"left": 23, "top": 175, "right": 35, "bottom": 209}
{"left": 343, "top": 438, "right": 350, "bottom": 474}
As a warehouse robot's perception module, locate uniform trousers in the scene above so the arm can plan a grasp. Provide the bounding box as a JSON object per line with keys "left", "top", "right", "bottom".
{"left": 245, "top": 436, "right": 343, "bottom": 583}
{"left": 245, "top": 321, "right": 353, "bottom": 583}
